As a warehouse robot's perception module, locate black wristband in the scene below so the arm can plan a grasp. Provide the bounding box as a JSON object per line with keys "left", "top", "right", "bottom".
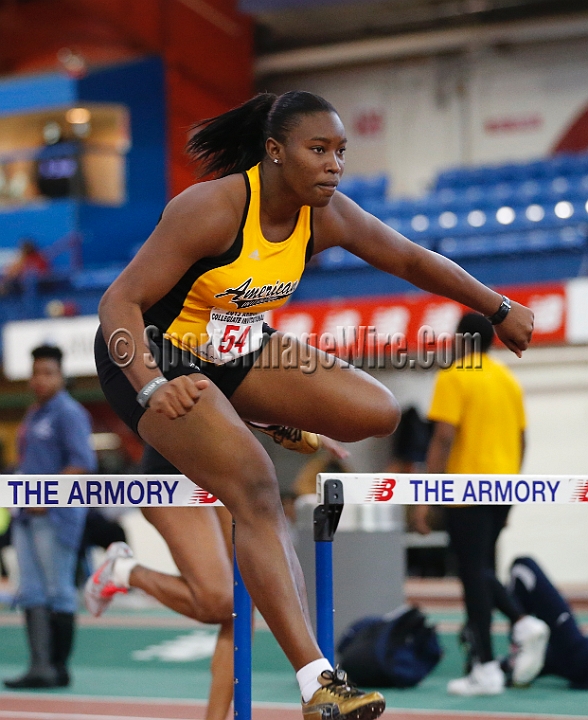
{"left": 486, "top": 295, "right": 511, "bottom": 325}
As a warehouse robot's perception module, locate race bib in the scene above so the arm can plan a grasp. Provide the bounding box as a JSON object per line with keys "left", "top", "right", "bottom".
{"left": 202, "top": 308, "right": 265, "bottom": 365}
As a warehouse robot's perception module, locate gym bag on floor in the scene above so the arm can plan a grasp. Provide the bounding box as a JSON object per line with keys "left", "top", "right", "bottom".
{"left": 337, "top": 605, "right": 443, "bottom": 688}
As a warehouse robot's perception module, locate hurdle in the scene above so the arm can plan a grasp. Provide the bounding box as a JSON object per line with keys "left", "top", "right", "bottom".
{"left": 313, "top": 472, "right": 588, "bottom": 661}
{"left": 3, "top": 472, "right": 587, "bottom": 719}
{"left": 0, "top": 474, "right": 253, "bottom": 720}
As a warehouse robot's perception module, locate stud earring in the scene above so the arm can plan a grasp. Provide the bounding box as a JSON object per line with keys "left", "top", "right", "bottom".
{"left": 273, "top": 159, "right": 279, "bottom": 164}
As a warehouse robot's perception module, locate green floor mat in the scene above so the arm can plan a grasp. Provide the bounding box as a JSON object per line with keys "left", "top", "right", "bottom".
{"left": 1, "top": 621, "right": 587, "bottom": 715}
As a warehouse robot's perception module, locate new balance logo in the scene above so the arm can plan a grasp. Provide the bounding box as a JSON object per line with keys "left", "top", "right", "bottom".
{"left": 365, "top": 478, "right": 396, "bottom": 502}
{"left": 248, "top": 249, "right": 260, "bottom": 260}
{"left": 572, "top": 480, "right": 588, "bottom": 502}
{"left": 189, "top": 487, "right": 219, "bottom": 504}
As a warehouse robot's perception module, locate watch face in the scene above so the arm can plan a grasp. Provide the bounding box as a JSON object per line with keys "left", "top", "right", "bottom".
{"left": 492, "top": 298, "right": 511, "bottom": 324}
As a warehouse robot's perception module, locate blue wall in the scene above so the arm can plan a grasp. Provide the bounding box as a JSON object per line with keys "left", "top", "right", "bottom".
{"left": 77, "top": 57, "right": 167, "bottom": 266}
{"left": 0, "top": 200, "right": 77, "bottom": 254}
{"left": 0, "top": 73, "right": 79, "bottom": 265}
{"left": 0, "top": 58, "right": 167, "bottom": 269}
{"left": 0, "top": 73, "right": 76, "bottom": 116}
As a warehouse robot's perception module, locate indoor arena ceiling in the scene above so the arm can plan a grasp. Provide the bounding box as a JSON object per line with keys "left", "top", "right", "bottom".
{"left": 240, "top": 0, "right": 588, "bottom": 54}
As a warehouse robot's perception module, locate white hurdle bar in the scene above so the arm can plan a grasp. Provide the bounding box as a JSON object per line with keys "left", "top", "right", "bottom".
{"left": 316, "top": 473, "right": 588, "bottom": 506}
{"left": 4, "top": 472, "right": 586, "bottom": 509}
{"left": 0, "top": 475, "right": 223, "bottom": 508}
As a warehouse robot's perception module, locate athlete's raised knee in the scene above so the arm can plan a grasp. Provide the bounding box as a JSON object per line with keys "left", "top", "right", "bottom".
{"left": 372, "top": 390, "right": 401, "bottom": 437}
{"left": 339, "top": 387, "right": 400, "bottom": 441}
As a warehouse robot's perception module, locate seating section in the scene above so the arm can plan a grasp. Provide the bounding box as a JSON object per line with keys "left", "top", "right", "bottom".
{"left": 315, "top": 154, "right": 588, "bottom": 271}
{"left": 3, "top": 155, "right": 587, "bottom": 324}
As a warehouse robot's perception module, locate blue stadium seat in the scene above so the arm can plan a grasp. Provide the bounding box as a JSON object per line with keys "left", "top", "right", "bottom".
{"left": 402, "top": 214, "right": 435, "bottom": 245}
{"left": 437, "top": 226, "right": 587, "bottom": 260}
{"left": 462, "top": 185, "right": 488, "bottom": 206}
{"left": 360, "top": 198, "right": 389, "bottom": 218}
{"left": 523, "top": 226, "right": 587, "bottom": 251}
{"left": 550, "top": 152, "right": 588, "bottom": 177}
{"left": 362, "top": 197, "right": 420, "bottom": 220}
{"left": 337, "top": 177, "right": 364, "bottom": 203}
{"left": 435, "top": 167, "right": 472, "bottom": 190}
{"left": 315, "top": 246, "right": 369, "bottom": 270}
{"left": 505, "top": 202, "right": 583, "bottom": 231}
{"left": 437, "top": 235, "right": 494, "bottom": 258}
{"left": 427, "top": 209, "right": 462, "bottom": 237}
{"left": 338, "top": 174, "right": 389, "bottom": 204}
{"left": 429, "top": 207, "right": 500, "bottom": 237}
{"left": 381, "top": 214, "right": 415, "bottom": 239}
{"left": 535, "top": 176, "right": 578, "bottom": 202}
{"left": 482, "top": 183, "right": 518, "bottom": 207}
{"left": 567, "top": 174, "right": 588, "bottom": 197}
{"left": 434, "top": 153, "right": 588, "bottom": 194}
{"left": 357, "top": 174, "right": 389, "bottom": 199}
{"left": 490, "top": 202, "right": 567, "bottom": 232}
{"left": 491, "top": 163, "right": 531, "bottom": 183}
{"left": 467, "top": 166, "right": 500, "bottom": 185}
{"left": 523, "top": 158, "right": 556, "bottom": 179}
{"left": 577, "top": 197, "right": 588, "bottom": 220}
{"left": 70, "top": 265, "right": 125, "bottom": 290}
{"left": 511, "top": 179, "right": 549, "bottom": 204}
{"left": 546, "top": 199, "right": 586, "bottom": 226}
{"left": 431, "top": 187, "right": 459, "bottom": 208}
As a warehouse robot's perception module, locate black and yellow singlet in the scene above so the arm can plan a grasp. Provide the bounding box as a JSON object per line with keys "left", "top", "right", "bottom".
{"left": 144, "top": 164, "right": 314, "bottom": 365}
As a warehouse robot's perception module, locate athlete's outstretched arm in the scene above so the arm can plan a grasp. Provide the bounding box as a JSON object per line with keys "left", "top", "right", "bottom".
{"left": 316, "top": 194, "right": 534, "bottom": 356}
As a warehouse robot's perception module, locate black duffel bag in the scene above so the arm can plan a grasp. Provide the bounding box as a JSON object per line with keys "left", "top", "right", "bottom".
{"left": 337, "top": 606, "right": 443, "bottom": 688}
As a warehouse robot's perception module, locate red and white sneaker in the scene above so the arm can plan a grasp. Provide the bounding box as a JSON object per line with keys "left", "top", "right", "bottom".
{"left": 84, "top": 542, "right": 134, "bottom": 617}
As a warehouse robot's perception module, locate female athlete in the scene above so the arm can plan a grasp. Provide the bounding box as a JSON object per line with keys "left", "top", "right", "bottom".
{"left": 94, "top": 90, "right": 534, "bottom": 720}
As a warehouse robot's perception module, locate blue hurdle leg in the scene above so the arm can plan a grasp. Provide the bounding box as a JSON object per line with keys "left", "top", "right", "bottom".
{"left": 313, "top": 480, "right": 344, "bottom": 666}
{"left": 233, "top": 550, "right": 252, "bottom": 719}
{"left": 315, "top": 540, "right": 335, "bottom": 665}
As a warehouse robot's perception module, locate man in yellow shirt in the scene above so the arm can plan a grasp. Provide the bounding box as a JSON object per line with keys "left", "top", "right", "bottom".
{"left": 416, "top": 313, "right": 548, "bottom": 696}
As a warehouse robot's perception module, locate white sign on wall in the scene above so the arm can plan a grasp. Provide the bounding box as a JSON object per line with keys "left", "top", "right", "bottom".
{"left": 566, "top": 278, "right": 588, "bottom": 345}
{"left": 2, "top": 315, "right": 100, "bottom": 380}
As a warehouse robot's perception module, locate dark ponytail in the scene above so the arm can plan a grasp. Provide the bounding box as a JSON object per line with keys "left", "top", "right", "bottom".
{"left": 187, "top": 90, "right": 338, "bottom": 178}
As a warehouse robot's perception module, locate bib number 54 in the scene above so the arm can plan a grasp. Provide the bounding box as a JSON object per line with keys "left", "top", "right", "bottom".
{"left": 218, "top": 324, "right": 251, "bottom": 354}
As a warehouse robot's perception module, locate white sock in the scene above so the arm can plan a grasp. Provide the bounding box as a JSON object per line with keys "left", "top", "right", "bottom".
{"left": 297, "top": 658, "right": 333, "bottom": 703}
{"left": 112, "top": 557, "right": 138, "bottom": 588}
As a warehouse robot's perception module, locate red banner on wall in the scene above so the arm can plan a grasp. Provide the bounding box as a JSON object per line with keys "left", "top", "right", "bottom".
{"left": 268, "top": 282, "right": 566, "bottom": 358}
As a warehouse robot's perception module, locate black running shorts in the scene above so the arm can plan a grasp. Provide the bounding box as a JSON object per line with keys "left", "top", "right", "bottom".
{"left": 94, "top": 324, "right": 275, "bottom": 435}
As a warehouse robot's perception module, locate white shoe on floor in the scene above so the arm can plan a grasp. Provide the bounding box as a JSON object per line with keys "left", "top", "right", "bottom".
{"left": 447, "top": 660, "right": 505, "bottom": 696}
{"left": 84, "top": 542, "right": 133, "bottom": 617}
{"left": 511, "top": 615, "right": 550, "bottom": 686}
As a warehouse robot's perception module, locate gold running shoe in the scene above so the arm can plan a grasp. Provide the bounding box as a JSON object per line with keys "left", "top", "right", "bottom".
{"left": 246, "top": 421, "right": 321, "bottom": 454}
{"left": 302, "top": 667, "right": 385, "bottom": 720}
